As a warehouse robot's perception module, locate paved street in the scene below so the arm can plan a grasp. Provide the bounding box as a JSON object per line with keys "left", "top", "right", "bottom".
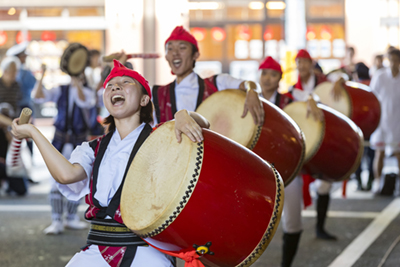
{"left": 1, "top": 126, "right": 400, "bottom": 267}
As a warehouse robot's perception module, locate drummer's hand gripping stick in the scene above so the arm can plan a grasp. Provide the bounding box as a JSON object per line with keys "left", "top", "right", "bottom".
{"left": 6, "top": 108, "right": 32, "bottom": 178}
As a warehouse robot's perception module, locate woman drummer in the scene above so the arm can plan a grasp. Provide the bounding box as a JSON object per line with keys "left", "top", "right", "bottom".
{"left": 11, "top": 60, "right": 209, "bottom": 267}
{"left": 258, "top": 56, "right": 338, "bottom": 267}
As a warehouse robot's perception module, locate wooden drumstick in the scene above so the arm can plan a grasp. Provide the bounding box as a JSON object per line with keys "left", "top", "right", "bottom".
{"left": 18, "top": 107, "right": 32, "bottom": 125}
{"left": 102, "top": 53, "right": 160, "bottom": 62}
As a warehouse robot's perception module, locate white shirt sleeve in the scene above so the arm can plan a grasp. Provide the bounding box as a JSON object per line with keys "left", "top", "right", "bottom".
{"left": 72, "top": 86, "right": 96, "bottom": 109}
{"left": 32, "top": 87, "right": 61, "bottom": 104}
{"left": 56, "top": 142, "right": 95, "bottom": 201}
{"left": 215, "top": 73, "right": 243, "bottom": 91}
{"left": 369, "top": 71, "right": 381, "bottom": 96}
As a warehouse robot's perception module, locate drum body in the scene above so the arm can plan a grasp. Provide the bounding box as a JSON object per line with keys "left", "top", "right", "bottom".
{"left": 60, "top": 43, "right": 89, "bottom": 76}
{"left": 196, "top": 89, "right": 305, "bottom": 186}
{"left": 284, "top": 102, "right": 363, "bottom": 182}
{"left": 121, "top": 122, "right": 284, "bottom": 267}
{"left": 314, "top": 81, "right": 381, "bottom": 139}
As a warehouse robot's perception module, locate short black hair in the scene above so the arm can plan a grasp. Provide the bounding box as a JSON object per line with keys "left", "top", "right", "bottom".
{"left": 191, "top": 44, "right": 198, "bottom": 68}
{"left": 355, "top": 62, "right": 370, "bottom": 80}
{"left": 388, "top": 49, "right": 400, "bottom": 59}
{"left": 89, "top": 49, "right": 101, "bottom": 57}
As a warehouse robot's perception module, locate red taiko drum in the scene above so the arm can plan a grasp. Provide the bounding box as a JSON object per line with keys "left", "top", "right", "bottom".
{"left": 121, "top": 121, "right": 284, "bottom": 267}
{"left": 314, "top": 81, "right": 381, "bottom": 139}
{"left": 283, "top": 102, "right": 364, "bottom": 182}
{"left": 196, "top": 89, "right": 305, "bottom": 186}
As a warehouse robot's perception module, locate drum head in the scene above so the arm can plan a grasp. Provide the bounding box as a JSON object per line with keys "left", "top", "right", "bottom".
{"left": 314, "top": 82, "right": 351, "bottom": 117}
{"left": 196, "top": 89, "right": 256, "bottom": 148}
{"left": 121, "top": 121, "right": 202, "bottom": 235}
{"left": 60, "top": 43, "right": 89, "bottom": 76}
{"left": 283, "top": 102, "right": 323, "bottom": 162}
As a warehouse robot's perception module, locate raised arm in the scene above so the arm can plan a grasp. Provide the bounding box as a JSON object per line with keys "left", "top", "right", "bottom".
{"left": 33, "top": 64, "right": 46, "bottom": 99}
{"left": 10, "top": 120, "right": 87, "bottom": 184}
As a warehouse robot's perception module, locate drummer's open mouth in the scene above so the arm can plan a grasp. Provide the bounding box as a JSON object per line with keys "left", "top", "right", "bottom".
{"left": 111, "top": 95, "right": 125, "bottom": 105}
{"left": 173, "top": 59, "right": 182, "bottom": 68}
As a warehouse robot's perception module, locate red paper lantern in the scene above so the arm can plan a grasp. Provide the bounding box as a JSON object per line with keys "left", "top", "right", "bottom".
{"left": 320, "top": 26, "right": 332, "bottom": 40}
{"left": 306, "top": 27, "right": 316, "bottom": 40}
{"left": 41, "top": 31, "right": 57, "bottom": 41}
{"left": 211, "top": 27, "right": 226, "bottom": 42}
{"left": 237, "top": 25, "right": 252, "bottom": 41}
{"left": 191, "top": 28, "right": 207, "bottom": 42}
{"left": 16, "top": 31, "right": 31, "bottom": 44}
{"left": 263, "top": 28, "right": 273, "bottom": 41}
{"left": 0, "top": 31, "right": 8, "bottom": 46}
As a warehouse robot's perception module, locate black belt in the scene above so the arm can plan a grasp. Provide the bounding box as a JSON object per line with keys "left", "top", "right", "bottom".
{"left": 87, "top": 218, "right": 147, "bottom": 247}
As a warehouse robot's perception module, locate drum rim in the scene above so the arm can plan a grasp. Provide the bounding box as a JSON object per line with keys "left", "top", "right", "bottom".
{"left": 235, "top": 165, "right": 284, "bottom": 267}
{"left": 335, "top": 129, "right": 364, "bottom": 182}
{"left": 314, "top": 81, "right": 352, "bottom": 118}
{"left": 197, "top": 89, "right": 258, "bottom": 148}
{"left": 121, "top": 121, "right": 204, "bottom": 237}
{"left": 60, "top": 42, "right": 89, "bottom": 76}
{"left": 317, "top": 106, "right": 364, "bottom": 182}
{"left": 284, "top": 102, "right": 325, "bottom": 163}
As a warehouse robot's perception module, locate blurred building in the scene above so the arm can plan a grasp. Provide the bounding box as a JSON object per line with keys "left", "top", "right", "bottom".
{"left": 0, "top": 0, "right": 399, "bottom": 92}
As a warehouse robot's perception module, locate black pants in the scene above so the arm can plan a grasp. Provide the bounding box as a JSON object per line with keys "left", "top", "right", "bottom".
{"left": 0, "top": 163, "right": 28, "bottom": 196}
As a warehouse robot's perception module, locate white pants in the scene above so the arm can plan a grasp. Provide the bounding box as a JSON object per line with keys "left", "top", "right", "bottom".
{"left": 280, "top": 177, "right": 333, "bottom": 233}
{"left": 281, "top": 176, "right": 303, "bottom": 233}
{"left": 66, "top": 245, "right": 174, "bottom": 267}
{"left": 314, "top": 179, "right": 332, "bottom": 195}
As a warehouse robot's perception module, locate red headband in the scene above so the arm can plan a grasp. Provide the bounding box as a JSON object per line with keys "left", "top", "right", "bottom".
{"left": 165, "top": 26, "right": 199, "bottom": 51}
{"left": 259, "top": 56, "right": 282, "bottom": 73}
{"left": 103, "top": 60, "right": 151, "bottom": 99}
{"left": 295, "top": 49, "right": 312, "bottom": 60}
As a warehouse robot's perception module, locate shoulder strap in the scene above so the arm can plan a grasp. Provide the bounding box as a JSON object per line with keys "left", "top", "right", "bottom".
{"left": 274, "top": 92, "right": 281, "bottom": 107}
{"left": 91, "top": 131, "right": 113, "bottom": 209}
{"left": 196, "top": 75, "right": 206, "bottom": 109}
{"left": 169, "top": 81, "right": 177, "bottom": 116}
{"left": 152, "top": 85, "right": 161, "bottom": 124}
{"left": 103, "top": 123, "right": 153, "bottom": 218}
{"left": 89, "top": 138, "right": 98, "bottom": 152}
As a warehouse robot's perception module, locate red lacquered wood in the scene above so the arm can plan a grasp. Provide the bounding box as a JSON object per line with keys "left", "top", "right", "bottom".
{"left": 303, "top": 104, "right": 364, "bottom": 182}
{"left": 252, "top": 100, "right": 305, "bottom": 186}
{"left": 344, "top": 82, "right": 381, "bottom": 139}
{"left": 144, "top": 129, "right": 283, "bottom": 267}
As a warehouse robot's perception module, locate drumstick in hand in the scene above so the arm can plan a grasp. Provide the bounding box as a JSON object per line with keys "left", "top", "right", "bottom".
{"left": 18, "top": 108, "right": 32, "bottom": 125}
{"left": 102, "top": 53, "right": 160, "bottom": 62}
{"left": 8, "top": 108, "right": 32, "bottom": 170}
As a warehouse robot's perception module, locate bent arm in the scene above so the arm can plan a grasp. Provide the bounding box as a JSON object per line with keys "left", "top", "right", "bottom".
{"left": 11, "top": 120, "right": 87, "bottom": 184}
{"left": 188, "top": 111, "right": 210, "bottom": 129}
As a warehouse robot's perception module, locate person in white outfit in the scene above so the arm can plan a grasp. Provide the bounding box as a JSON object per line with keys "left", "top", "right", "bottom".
{"left": 370, "top": 49, "right": 400, "bottom": 193}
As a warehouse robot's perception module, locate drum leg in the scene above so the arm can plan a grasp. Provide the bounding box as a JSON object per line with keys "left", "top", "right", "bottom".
{"left": 281, "top": 231, "right": 302, "bottom": 267}
{"left": 316, "top": 194, "right": 337, "bottom": 240}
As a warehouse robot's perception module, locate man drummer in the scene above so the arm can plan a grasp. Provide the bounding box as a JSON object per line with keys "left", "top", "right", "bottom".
{"left": 258, "top": 54, "right": 338, "bottom": 267}
{"left": 152, "top": 26, "right": 264, "bottom": 126}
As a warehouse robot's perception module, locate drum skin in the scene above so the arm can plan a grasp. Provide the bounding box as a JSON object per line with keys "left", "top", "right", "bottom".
{"left": 303, "top": 104, "right": 364, "bottom": 182}
{"left": 344, "top": 81, "right": 381, "bottom": 139}
{"left": 60, "top": 42, "right": 89, "bottom": 76}
{"left": 196, "top": 90, "right": 305, "bottom": 186}
{"left": 121, "top": 122, "right": 284, "bottom": 267}
{"left": 314, "top": 81, "right": 381, "bottom": 139}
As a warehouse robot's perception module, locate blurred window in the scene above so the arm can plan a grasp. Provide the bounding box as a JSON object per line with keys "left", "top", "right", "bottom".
{"left": 0, "top": 8, "right": 21, "bottom": 21}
